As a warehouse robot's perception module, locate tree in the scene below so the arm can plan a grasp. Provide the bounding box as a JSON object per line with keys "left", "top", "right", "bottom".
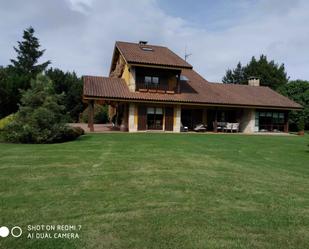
{"left": 2, "top": 27, "right": 51, "bottom": 116}
{"left": 223, "top": 62, "right": 245, "bottom": 84}
{"left": 10, "top": 26, "right": 50, "bottom": 79}
{"left": 3, "top": 74, "right": 83, "bottom": 143}
{"left": 45, "top": 68, "right": 83, "bottom": 122}
{"left": 278, "top": 80, "right": 309, "bottom": 131}
{"left": 222, "top": 55, "right": 289, "bottom": 90}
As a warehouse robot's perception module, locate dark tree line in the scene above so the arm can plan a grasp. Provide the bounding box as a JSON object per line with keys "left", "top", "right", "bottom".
{"left": 222, "top": 55, "right": 288, "bottom": 90}
{"left": 0, "top": 27, "right": 83, "bottom": 121}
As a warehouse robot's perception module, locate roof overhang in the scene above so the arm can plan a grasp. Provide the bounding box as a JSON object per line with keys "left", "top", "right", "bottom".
{"left": 83, "top": 95, "right": 302, "bottom": 111}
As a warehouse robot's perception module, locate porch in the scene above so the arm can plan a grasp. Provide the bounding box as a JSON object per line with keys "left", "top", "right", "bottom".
{"left": 86, "top": 100, "right": 289, "bottom": 133}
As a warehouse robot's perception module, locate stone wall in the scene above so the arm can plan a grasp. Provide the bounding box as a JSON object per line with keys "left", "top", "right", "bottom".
{"left": 240, "top": 109, "right": 256, "bottom": 133}
{"left": 128, "top": 103, "right": 137, "bottom": 132}
{"left": 173, "top": 105, "right": 181, "bottom": 132}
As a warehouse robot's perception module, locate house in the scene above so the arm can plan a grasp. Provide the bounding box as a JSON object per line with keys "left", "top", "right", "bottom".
{"left": 83, "top": 41, "right": 302, "bottom": 133}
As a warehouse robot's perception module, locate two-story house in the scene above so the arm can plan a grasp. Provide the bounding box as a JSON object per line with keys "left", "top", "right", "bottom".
{"left": 83, "top": 41, "right": 301, "bottom": 133}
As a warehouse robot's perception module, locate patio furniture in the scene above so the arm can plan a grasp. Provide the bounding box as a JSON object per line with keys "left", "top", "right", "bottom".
{"left": 223, "top": 122, "right": 233, "bottom": 132}
{"left": 231, "top": 123, "right": 239, "bottom": 133}
{"left": 193, "top": 124, "right": 207, "bottom": 132}
{"left": 181, "top": 123, "right": 188, "bottom": 132}
{"left": 223, "top": 122, "right": 240, "bottom": 132}
{"left": 215, "top": 122, "right": 227, "bottom": 132}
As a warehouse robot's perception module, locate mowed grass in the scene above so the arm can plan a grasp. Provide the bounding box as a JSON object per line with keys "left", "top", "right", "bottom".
{"left": 0, "top": 133, "right": 308, "bottom": 249}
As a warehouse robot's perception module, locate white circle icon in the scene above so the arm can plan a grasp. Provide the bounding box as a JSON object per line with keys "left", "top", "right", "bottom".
{"left": 0, "top": 226, "right": 10, "bottom": 237}
{"left": 11, "top": 226, "right": 22, "bottom": 238}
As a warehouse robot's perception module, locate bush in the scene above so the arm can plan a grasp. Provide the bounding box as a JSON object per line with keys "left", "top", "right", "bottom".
{"left": 3, "top": 74, "right": 83, "bottom": 144}
{"left": 52, "top": 126, "right": 84, "bottom": 143}
{"left": 0, "top": 114, "right": 15, "bottom": 130}
{"left": 297, "top": 117, "right": 305, "bottom": 131}
{"left": 81, "top": 104, "right": 109, "bottom": 124}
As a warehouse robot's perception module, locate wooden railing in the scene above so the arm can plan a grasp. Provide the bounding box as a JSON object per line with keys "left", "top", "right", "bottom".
{"left": 136, "top": 83, "right": 175, "bottom": 93}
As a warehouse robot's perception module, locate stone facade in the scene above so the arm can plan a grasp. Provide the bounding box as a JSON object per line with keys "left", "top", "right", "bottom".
{"left": 240, "top": 109, "right": 256, "bottom": 133}
{"left": 128, "top": 103, "right": 137, "bottom": 132}
{"left": 173, "top": 105, "right": 181, "bottom": 132}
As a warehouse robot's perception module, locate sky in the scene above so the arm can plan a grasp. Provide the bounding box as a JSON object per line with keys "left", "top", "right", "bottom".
{"left": 1, "top": 0, "right": 309, "bottom": 82}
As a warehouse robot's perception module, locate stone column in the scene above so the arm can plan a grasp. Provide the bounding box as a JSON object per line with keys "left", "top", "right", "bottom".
{"left": 240, "top": 109, "right": 255, "bottom": 133}
{"left": 173, "top": 105, "right": 181, "bottom": 132}
{"left": 128, "top": 103, "right": 137, "bottom": 132}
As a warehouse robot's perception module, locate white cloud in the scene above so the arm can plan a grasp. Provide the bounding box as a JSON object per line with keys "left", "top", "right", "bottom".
{"left": 1, "top": 0, "right": 309, "bottom": 81}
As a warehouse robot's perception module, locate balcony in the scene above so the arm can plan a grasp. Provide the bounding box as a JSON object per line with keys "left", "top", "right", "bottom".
{"left": 136, "top": 82, "right": 175, "bottom": 94}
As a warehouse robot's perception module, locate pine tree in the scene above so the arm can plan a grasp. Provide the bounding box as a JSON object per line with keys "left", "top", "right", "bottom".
{"left": 4, "top": 74, "right": 83, "bottom": 143}
{"left": 3, "top": 26, "right": 51, "bottom": 115}
{"left": 222, "top": 62, "right": 246, "bottom": 84}
{"left": 10, "top": 26, "right": 50, "bottom": 79}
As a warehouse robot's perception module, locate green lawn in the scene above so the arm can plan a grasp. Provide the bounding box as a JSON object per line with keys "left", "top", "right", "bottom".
{"left": 0, "top": 133, "right": 308, "bottom": 249}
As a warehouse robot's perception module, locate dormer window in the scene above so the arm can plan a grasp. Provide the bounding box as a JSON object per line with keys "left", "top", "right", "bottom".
{"left": 141, "top": 47, "right": 153, "bottom": 52}
{"left": 145, "top": 76, "right": 159, "bottom": 87}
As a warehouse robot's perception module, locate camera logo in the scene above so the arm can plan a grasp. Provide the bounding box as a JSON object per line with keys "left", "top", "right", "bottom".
{"left": 0, "top": 226, "right": 22, "bottom": 238}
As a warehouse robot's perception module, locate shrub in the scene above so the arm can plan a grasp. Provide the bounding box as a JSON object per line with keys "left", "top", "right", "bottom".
{"left": 297, "top": 117, "right": 305, "bottom": 131}
{"left": 0, "top": 114, "right": 15, "bottom": 130}
{"left": 3, "top": 74, "right": 83, "bottom": 143}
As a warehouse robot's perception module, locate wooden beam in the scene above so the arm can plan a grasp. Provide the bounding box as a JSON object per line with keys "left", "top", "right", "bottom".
{"left": 88, "top": 100, "right": 94, "bottom": 132}
{"left": 284, "top": 111, "right": 289, "bottom": 133}
{"left": 214, "top": 109, "right": 218, "bottom": 132}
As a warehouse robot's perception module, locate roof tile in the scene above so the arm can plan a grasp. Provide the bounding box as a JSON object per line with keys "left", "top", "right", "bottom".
{"left": 115, "top": 41, "right": 192, "bottom": 69}
{"left": 83, "top": 69, "right": 302, "bottom": 109}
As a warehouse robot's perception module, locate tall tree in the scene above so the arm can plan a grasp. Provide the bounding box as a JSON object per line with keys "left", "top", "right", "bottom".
{"left": 223, "top": 62, "right": 245, "bottom": 84}
{"left": 10, "top": 26, "right": 50, "bottom": 80}
{"left": 1, "top": 26, "right": 50, "bottom": 116}
{"left": 222, "top": 55, "right": 289, "bottom": 90}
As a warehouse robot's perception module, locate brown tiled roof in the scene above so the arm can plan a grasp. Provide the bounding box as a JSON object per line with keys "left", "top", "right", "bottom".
{"left": 115, "top": 41, "right": 192, "bottom": 69}
{"left": 83, "top": 69, "right": 302, "bottom": 110}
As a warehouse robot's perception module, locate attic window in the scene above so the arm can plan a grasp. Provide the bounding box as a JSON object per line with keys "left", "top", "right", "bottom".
{"left": 141, "top": 47, "right": 153, "bottom": 52}
{"left": 180, "top": 75, "right": 189, "bottom": 81}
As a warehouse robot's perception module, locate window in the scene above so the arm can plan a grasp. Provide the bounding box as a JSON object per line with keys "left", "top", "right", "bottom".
{"left": 147, "top": 107, "right": 163, "bottom": 130}
{"left": 145, "top": 76, "right": 152, "bottom": 85}
{"left": 147, "top": 107, "right": 155, "bottom": 114}
{"left": 180, "top": 75, "right": 189, "bottom": 81}
{"left": 152, "top": 77, "right": 159, "bottom": 85}
{"left": 257, "top": 111, "right": 285, "bottom": 132}
{"left": 255, "top": 112, "right": 259, "bottom": 128}
{"left": 141, "top": 47, "right": 153, "bottom": 51}
{"left": 144, "top": 76, "right": 160, "bottom": 88}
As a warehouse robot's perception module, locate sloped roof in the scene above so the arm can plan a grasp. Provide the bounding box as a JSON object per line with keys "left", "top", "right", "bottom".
{"left": 83, "top": 69, "right": 302, "bottom": 110}
{"left": 115, "top": 41, "right": 193, "bottom": 69}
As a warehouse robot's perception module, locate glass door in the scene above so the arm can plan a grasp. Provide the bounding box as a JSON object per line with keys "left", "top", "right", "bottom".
{"left": 147, "top": 107, "right": 163, "bottom": 130}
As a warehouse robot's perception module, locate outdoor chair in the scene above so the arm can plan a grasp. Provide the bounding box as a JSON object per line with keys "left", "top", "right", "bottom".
{"left": 223, "top": 122, "right": 233, "bottom": 132}
{"left": 231, "top": 123, "right": 239, "bottom": 132}
{"left": 181, "top": 122, "right": 188, "bottom": 132}
{"left": 215, "top": 122, "right": 227, "bottom": 132}
{"left": 194, "top": 124, "right": 207, "bottom": 132}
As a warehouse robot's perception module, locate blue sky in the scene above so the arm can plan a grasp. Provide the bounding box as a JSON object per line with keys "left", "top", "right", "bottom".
{"left": 1, "top": 0, "right": 308, "bottom": 82}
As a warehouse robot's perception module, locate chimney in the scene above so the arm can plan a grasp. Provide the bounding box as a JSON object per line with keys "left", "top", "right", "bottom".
{"left": 248, "top": 76, "right": 260, "bottom": 86}
{"left": 139, "top": 40, "right": 148, "bottom": 45}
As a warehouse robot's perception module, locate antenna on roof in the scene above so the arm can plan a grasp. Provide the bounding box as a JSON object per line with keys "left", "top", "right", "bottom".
{"left": 139, "top": 40, "right": 148, "bottom": 45}
{"left": 184, "top": 45, "right": 192, "bottom": 61}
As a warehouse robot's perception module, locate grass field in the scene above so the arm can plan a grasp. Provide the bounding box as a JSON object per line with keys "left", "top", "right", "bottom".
{"left": 0, "top": 133, "right": 308, "bottom": 249}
